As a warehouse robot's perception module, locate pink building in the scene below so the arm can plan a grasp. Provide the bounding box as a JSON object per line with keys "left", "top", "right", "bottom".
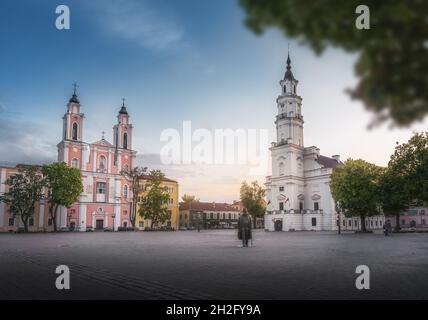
{"left": 0, "top": 89, "right": 136, "bottom": 232}
{"left": 57, "top": 90, "right": 136, "bottom": 231}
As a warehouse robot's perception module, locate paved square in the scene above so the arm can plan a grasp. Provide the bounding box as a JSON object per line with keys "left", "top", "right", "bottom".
{"left": 0, "top": 230, "right": 427, "bottom": 299}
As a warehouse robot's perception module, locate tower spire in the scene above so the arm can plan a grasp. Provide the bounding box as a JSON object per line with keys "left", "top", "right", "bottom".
{"left": 119, "top": 97, "right": 128, "bottom": 114}
{"left": 69, "top": 82, "right": 80, "bottom": 103}
{"left": 284, "top": 48, "right": 295, "bottom": 81}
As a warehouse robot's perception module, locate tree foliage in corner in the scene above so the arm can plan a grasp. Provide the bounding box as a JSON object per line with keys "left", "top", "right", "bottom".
{"left": 240, "top": 181, "right": 266, "bottom": 222}
{"left": 331, "top": 159, "right": 383, "bottom": 232}
{"left": 0, "top": 166, "right": 45, "bottom": 232}
{"left": 239, "top": 0, "right": 428, "bottom": 127}
{"left": 138, "top": 170, "right": 171, "bottom": 229}
{"left": 42, "top": 162, "right": 83, "bottom": 232}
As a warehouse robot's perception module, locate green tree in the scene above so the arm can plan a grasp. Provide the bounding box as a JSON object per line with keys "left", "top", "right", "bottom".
{"left": 138, "top": 170, "right": 171, "bottom": 229}
{"left": 240, "top": 181, "right": 266, "bottom": 227}
{"left": 389, "top": 132, "right": 428, "bottom": 204}
{"left": 380, "top": 132, "right": 428, "bottom": 231}
{"left": 121, "top": 166, "right": 147, "bottom": 227}
{"left": 378, "top": 167, "right": 410, "bottom": 232}
{"left": 0, "top": 166, "right": 45, "bottom": 232}
{"left": 42, "top": 162, "right": 83, "bottom": 232}
{"left": 181, "top": 194, "right": 199, "bottom": 204}
{"left": 239, "top": 0, "right": 428, "bottom": 127}
{"left": 330, "top": 159, "right": 383, "bottom": 232}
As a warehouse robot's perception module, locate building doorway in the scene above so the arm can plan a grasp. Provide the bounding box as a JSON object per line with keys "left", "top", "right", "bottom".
{"left": 274, "top": 220, "right": 283, "bottom": 231}
{"left": 96, "top": 219, "right": 104, "bottom": 230}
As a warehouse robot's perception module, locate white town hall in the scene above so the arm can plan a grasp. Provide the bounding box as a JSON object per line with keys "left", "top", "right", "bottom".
{"left": 264, "top": 54, "right": 384, "bottom": 232}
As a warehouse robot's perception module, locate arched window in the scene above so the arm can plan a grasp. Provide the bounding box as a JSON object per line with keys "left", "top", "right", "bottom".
{"left": 123, "top": 132, "right": 128, "bottom": 149}
{"left": 123, "top": 185, "right": 128, "bottom": 198}
{"left": 71, "top": 158, "right": 79, "bottom": 168}
{"left": 279, "top": 162, "right": 285, "bottom": 175}
{"left": 99, "top": 155, "right": 106, "bottom": 171}
{"left": 72, "top": 122, "right": 78, "bottom": 140}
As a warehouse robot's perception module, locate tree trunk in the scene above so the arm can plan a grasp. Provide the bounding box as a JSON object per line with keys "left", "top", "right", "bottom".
{"left": 51, "top": 204, "right": 59, "bottom": 232}
{"left": 395, "top": 214, "right": 400, "bottom": 232}
{"left": 21, "top": 215, "right": 29, "bottom": 233}
{"left": 360, "top": 216, "right": 366, "bottom": 232}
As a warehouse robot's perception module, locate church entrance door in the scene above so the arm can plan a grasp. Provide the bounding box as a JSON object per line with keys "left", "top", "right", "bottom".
{"left": 96, "top": 219, "right": 104, "bottom": 230}
{"left": 274, "top": 220, "right": 283, "bottom": 231}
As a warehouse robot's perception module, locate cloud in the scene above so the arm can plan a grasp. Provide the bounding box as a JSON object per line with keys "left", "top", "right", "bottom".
{"left": 135, "top": 154, "right": 264, "bottom": 202}
{"left": 0, "top": 117, "right": 57, "bottom": 165}
{"left": 88, "top": 0, "right": 184, "bottom": 51}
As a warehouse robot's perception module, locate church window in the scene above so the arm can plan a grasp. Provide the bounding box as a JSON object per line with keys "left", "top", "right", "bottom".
{"left": 314, "top": 202, "right": 319, "bottom": 211}
{"left": 293, "top": 85, "right": 296, "bottom": 94}
{"left": 123, "top": 132, "right": 128, "bottom": 149}
{"left": 96, "top": 182, "right": 106, "bottom": 194}
{"left": 123, "top": 164, "right": 129, "bottom": 172}
{"left": 279, "top": 202, "right": 284, "bottom": 211}
{"left": 278, "top": 162, "right": 284, "bottom": 175}
{"left": 279, "top": 186, "right": 284, "bottom": 192}
{"left": 72, "top": 122, "right": 78, "bottom": 140}
{"left": 71, "top": 158, "right": 79, "bottom": 168}
{"left": 311, "top": 217, "right": 317, "bottom": 226}
{"left": 99, "top": 156, "right": 106, "bottom": 171}
{"left": 299, "top": 202, "right": 303, "bottom": 211}
{"left": 123, "top": 185, "right": 128, "bottom": 198}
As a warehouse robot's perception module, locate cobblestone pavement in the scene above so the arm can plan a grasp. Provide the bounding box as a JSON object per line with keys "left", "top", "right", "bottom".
{"left": 0, "top": 230, "right": 427, "bottom": 299}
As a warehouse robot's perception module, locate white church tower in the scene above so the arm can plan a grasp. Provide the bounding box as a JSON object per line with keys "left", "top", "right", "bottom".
{"left": 265, "top": 52, "right": 341, "bottom": 232}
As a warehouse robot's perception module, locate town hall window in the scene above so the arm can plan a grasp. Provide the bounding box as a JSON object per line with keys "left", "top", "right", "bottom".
{"left": 72, "top": 122, "right": 78, "bottom": 140}
{"left": 314, "top": 202, "right": 319, "bottom": 211}
{"left": 279, "top": 202, "right": 284, "bottom": 211}
{"left": 279, "top": 186, "right": 284, "bottom": 192}
{"left": 97, "top": 182, "right": 106, "bottom": 194}
{"left": 123, "top": 132, "right": 128, "bottom": 149}
{"left": 278, "top": 162, "right": 284, "bottom": 175}
{"left": 311, "top": 218, "right": 317, "bottom": 226}
{"left": 123, "top": 185, "right": 128, "bottom": 198}
{"left": 299, "top": 202, "right": 303, "bottom": 211}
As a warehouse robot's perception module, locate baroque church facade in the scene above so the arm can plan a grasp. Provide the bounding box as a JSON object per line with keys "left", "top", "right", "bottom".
{"left": 56, "top": 89, "right": 136, "bottom": 231}
{"left": 264, "top": 54, "right": 384, "bottom": 232}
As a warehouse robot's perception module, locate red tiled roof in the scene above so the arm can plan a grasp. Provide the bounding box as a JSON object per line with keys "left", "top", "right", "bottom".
{"left": 179, "top": 202, "right": 240, "bottom": 212}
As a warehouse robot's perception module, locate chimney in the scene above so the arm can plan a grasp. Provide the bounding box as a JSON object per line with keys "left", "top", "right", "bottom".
{"left": 332, "top": 155, "right": 341, "bottom": 162}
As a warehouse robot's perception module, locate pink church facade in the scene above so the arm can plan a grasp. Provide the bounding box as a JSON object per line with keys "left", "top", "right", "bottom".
{"left": 0, "top": 89, "right": 137, "bottom": 232}
{"left": 56, "top": 91, "right": 137, "bottom": 231}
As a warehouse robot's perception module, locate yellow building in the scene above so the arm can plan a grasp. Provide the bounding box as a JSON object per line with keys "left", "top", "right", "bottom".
{"left": 135, "top": 175, "right": 179, "bottom": 230}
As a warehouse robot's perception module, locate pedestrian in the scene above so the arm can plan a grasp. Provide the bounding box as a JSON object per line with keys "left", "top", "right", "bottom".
{"left": 238, "top": 208, "right": 252, "bottom": 247}
{"left": 384, "top": 219, "right": 392, "bottom": 236}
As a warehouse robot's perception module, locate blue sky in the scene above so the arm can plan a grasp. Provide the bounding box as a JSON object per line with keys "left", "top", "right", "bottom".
{"left": 1, "top": 0, "right": 427, "bottom": 201}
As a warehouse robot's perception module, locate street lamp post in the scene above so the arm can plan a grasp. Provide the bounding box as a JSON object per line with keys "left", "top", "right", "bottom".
{"left": 335, "top": 202, "right": 341, "bottom": 235}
